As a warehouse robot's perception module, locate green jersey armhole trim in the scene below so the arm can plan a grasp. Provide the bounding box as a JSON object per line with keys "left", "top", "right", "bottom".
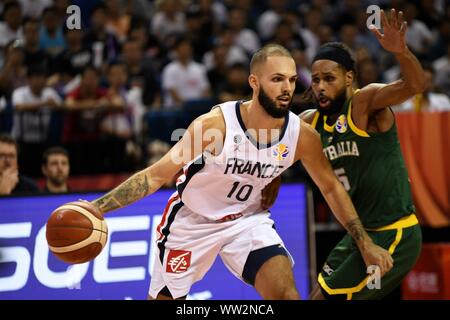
{"left": 323, "top": 115, "right": 335, "bottom": 132}
{"left": 311, "top": 111, "right": 319, "bottom": 129}
{"left": 348, "top": 90, "right": 370, "bottom": 137}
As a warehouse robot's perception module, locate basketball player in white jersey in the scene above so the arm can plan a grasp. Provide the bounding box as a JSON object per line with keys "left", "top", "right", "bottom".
{"left": 87, "top": 44, "right": 393, "bottom": 300}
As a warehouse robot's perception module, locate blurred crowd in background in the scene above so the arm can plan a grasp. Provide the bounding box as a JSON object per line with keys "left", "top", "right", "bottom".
{"left": 0, "top": 0, "right": 449, "bottom": 196}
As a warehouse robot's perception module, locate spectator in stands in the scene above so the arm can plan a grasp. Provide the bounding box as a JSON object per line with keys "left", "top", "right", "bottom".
{"left": 0, "top": 40, "right": 27, "bottom": 99}
{"left": 84, "top": 3, "right": 121, "bottom": 69}
{"left": 41, "top": 146, "right": 70, "bottom": 193}
{"left": 228, "top": 7, "right": 260, "bottom": 56}
{"left": 0, "top": 134, "right": 39, "bottom": 195}
{"left": 202, "top": 28, "right": 248, "bottom": 72}
{"left": 101, "top": 62, "right": 143, "bottom": 172}
{"left": 416, "top": 0, "right": 441, "bottom": 30}
{"left": 217, "top": 63, "right": 251, "bottom": 102}
{"left": 317, "top": 24, "right": 335, "bottom": 46}
{"left": 19, "top": 0, "right": 52, "bottom": 19}
{"left": 146, "top": 139, "right": 174, "bottom": 187}
{"left": 339, "top": 24, "right": 360, "bottom": 51}
{"left": 123, "top": 0, "right": 154, "bottom": 23}
{"left": 332, "top": 0, "right": 362, "bottom": 31}
{"left": 39, "top": 6, "right": 66, "bottom": 58}
{"left": 127, "top": 18, "right": 164, "bottom": 68}
{"left": 151, "top": 0, "right": 186, "bottom": 44}
{"left": 63, "top": 65, "right": 109, "bottom": 174}
{"left": 357, "top": 59, "right": 381, "bottom": 88}
{"left": 394, "top": 65, "right": 450, "bottom": 112}
{"left": 433, "top": 42, "right": 450, "bottom": 97}
{"left": 270, "top": 19, "right": 305, "bottom": 52}
{"left": 54, "top": 28, "right": 92, "bottom": 82}
{"left": 290, "top": 48, "right": 312, "bottom": 114}
{"left": 53, "top": 0, "right": 71, "bottom": 25}
{"left": 161, "top": 37, "right": 211, "bottom": 109}
{"left": 428, "top": 20, "right": 450, "bottom": 61}
{"left": 11, "top": 66, "right": 62, "bottom": 143}
{"left": 63, "top": 65, "right": 108, "bottom": 143}
{"left": 299, "top": 7, "right": 322, "bottom": 64}
{"left": 226, "top": 0, "right": 260, "bottom": 29}
{"left": 121, "top": 39, "right": 161, "bottom": 108}
{"left": 0, "top": 1, "right": 23, "bottom": 58}
{"left": 100, "top": 62, "right": 132, "bottom": 140}
{"left": 256, "top": 0, "right": 288, "bottom": 41}
{"left": 403, "top": 3, "right": 434, "bottom": 59}
{"left": 22, "top": 18, "right": 50, "bottom": 71}
{"left": 207, "top": 44, "right": 229, "bottom": 98}
{"left": 104, "top": 0, "right": 132, "bottom": 43}
{"left": 184, "top": 6, "right": 210, "bottom": 62}
{"left": 197, "top": 0, "right": 228, "bottom": 31}
{"left": 354, "top": 10, "right": 381, "bottom": 61}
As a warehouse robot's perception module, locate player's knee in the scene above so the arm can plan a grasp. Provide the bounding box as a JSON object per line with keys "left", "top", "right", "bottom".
{"left": 266, "top": 285, "right": 300, "bottom": 300}
{"left": 280, "top": 286, "right": 300, "bottom": 300}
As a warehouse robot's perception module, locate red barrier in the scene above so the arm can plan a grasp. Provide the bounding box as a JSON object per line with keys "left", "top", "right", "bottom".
{"left": 396, "top": 112, "right": 450, "bottom": 227}
{"left": 403, "top": 243, "right": 450, "bottom": 299}
{"left": 37, "top": 173, "right": 131, "bottom": 192}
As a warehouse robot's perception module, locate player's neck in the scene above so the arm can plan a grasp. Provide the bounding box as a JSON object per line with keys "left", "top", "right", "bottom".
{"left": 244, "top": 100, "right": 286, "bottom": 130}
{"left": 241, "top": 100, "right": 286, "bottom": 145}
{"left": 325, "top": 88, "right": 354, "bottom": 124}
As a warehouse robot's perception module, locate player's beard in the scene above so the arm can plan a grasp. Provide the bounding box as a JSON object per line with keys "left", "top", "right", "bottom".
{"left": 318, "top": 87, "right": 347, "bottom": 116}
{"left": 258, "top": 86, "right": 290, "bottom": 119}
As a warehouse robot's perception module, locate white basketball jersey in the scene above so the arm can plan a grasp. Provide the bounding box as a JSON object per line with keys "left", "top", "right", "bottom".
{"left": 175, "top": 101, "right": 300, "bottom": 220}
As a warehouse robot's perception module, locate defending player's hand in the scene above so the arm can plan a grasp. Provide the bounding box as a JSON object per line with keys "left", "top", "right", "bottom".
{"left": 360, "top": 241, "right": 394, "bottom": 277}
{"left": 261, "top": 176, "right": 281, "bottom": 210}
{"left": 369, "top": 8, "right": 407, "bottom": 54}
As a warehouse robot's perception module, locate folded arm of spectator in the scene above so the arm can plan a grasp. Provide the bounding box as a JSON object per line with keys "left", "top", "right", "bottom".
{"left": 65, "top": 96, "right": 105, "bottom": 110}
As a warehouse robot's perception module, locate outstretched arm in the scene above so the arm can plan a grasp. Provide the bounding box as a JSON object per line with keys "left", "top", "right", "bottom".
{"left": 358, "top": 9, "right": 425, "bottom": 110}
{"left": 297, "top": 121, "right": 394, "bottom": 275}
{"left": 92, "top": 109, "right": 225, "bottom": 214}
{"left": 91, "top": 165, "right": 160, "bottom": 214}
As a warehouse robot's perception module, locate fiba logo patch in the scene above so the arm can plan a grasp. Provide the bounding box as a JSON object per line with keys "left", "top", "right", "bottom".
{"left": 233, "top": 134, "right": 242, "bottom": 144}
{"left": 335, "top": 115, "right": 348, "bottom": 133}
{"left": 273, "top": 144, "right": 289, "bottom": 161}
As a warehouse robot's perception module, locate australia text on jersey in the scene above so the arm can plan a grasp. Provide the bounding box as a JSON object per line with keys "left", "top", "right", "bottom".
{"left": 323, "top": 140, "right": 360, "bottom": 161}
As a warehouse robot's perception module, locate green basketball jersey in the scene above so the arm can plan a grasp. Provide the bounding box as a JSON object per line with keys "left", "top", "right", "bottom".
{"left": 311, "top": 93, "right": 415, "bottom": 228}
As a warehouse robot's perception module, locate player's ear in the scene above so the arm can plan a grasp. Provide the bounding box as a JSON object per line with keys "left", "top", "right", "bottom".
{"left": 248, "top": 73, "right": 258, "bottom": 91}
{"left": 345, "top": 70, "right": 354, "bottom": 87}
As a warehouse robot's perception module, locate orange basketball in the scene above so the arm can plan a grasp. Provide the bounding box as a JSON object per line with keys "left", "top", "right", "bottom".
{"left": 46, "top": 200, "right": 108, "bottom": 264}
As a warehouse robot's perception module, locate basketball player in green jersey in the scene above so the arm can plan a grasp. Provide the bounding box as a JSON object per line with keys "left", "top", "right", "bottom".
{"left": 263, "top": 9, "right": 424, "bottom": 299}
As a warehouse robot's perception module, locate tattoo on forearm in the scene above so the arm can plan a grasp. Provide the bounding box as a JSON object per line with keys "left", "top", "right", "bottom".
{"left": 346, "top": 218, "right": 365, "bottom": 242}
{"left": 93, "top": 171, "right": 151, "bottom": 213}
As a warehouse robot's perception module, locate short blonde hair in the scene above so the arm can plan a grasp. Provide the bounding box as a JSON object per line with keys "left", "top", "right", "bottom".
{"left": 250, "top": 44, "right": 293, "bottom": 73}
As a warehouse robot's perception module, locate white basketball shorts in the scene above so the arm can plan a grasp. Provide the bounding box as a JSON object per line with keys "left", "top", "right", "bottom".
{"left": 148, "top": 193, "right": 294, "bottom": 299}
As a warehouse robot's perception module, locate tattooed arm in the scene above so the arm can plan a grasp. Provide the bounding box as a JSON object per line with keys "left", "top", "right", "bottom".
{"left": 296, "top": 121, "right": 394, "bottom": 276}
{"left": 91, "top": 108, "right": 226, "bottom": 214}
{"left": 92, "top": 170, "right": 154, "bottom": 213}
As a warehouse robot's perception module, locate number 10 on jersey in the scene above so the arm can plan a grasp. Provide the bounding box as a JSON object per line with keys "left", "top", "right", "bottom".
{"left": 227, "top": 182, "right": 254, "bottom": 201}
